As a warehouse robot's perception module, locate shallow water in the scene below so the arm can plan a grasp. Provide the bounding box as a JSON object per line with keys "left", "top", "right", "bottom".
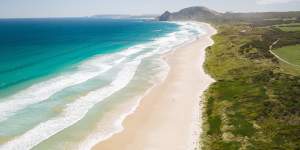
{"left": 0, "top": 18, "right": 204, "bottom": 150}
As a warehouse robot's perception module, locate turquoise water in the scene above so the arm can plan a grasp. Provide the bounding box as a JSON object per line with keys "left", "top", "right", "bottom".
{"left": 0, "top": 18, "right": 203, "bottom": 149}
{"left": 0, "top": 18, "right": 177, "bottom": 96}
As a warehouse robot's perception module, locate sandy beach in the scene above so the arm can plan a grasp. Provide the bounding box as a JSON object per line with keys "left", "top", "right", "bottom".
{"left": 92, "top": 22, "right": 217, "bottom": 150}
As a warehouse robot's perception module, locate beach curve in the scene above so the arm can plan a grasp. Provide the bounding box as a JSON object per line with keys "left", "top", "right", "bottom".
{"left": 92, "top": 22, "right": 217, "bottom": 150}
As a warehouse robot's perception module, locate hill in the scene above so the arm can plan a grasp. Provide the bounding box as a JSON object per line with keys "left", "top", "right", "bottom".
{"left": 158, "top": 6, "right": 300, "bottom": 23}
{"left": 158, "top": 6, "right": 221, "bottom": 21}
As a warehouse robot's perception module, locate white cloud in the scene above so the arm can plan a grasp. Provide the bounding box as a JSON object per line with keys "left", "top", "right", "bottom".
{"left": 256, "top": 0, "right": 300, "bottom": 4}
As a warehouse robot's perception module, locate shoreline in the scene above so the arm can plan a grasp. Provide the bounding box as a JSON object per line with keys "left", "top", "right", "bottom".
{"left": 92, "top": 22, "right": 217, "bottom": 150}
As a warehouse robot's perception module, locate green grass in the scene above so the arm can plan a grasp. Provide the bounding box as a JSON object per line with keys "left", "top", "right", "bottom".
{"left": 272, "top": 44, "right": 300, "bottom": 66}
{"left": 230, "top": 112, "right": 255, "bottom": 137}
{"left": 201, "top": 23, "right": 300, "bottom": 150}
{"left": 277, "top": 26, "right": 300, "bottom": 32}
{"left": 275, "top": 23, "right": 300, "bottom": 32}
{"left": 207, "top": 115, "right": 222, "bottom": 135}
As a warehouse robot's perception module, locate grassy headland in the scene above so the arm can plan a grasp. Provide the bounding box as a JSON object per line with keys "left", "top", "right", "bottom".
{"left": 157, "top": 7, "right": 300, "bottom": 149}
{"left": 202, "top": 21, "right": 300, "bottom": 150}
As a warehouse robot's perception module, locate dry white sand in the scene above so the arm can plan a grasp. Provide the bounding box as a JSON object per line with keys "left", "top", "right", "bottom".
{"left": 92, "top": 22, "right": 217, "bottom": 150}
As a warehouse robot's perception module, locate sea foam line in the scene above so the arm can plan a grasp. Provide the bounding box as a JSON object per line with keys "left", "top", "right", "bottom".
{"left": 0, "top": 21, "right": 205, "bottom": 149}
{"left": 0, "top": 41, "right": 151, "bottom": 123}
{"left": 0, "top": 60, "right": 141, "bottom": 150}
{"left": 0, "top": 33, "right": 175, "bottom": 123}
{"left": 0, "top": 55, "right": 124, "bottom": 122}
{"left": 76, "top": 22, "right": 205, "bottom": 150}
{"left": 77, "top": 58, "right": 170, "bottom": 150}
{"left": 75, "top": 22, "right": 205, "bottom": 150}
{"left": 1, "top": 27, "right": 176, "bottom": 149}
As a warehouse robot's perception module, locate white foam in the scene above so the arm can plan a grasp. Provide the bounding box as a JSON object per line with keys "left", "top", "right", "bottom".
{"left": 75, "top": 22, "right": 205, "bottom": 150}
{"left": 0, "top": 21, "right": 205, "bottom": 149}
{"left": 0, "top": 60, "right": 141, "bottom": 150}
{"left": 0, "top": 55, "right": 125, "bottom": 122}
{"left": 77, "top": 96, "right": 142, "bottom": 150}
{"left": 121, "top": 22, "right": 205, "bottom": 58}
{"left": 0, "top": 43, "right": 172, "bottom": 150}
{"left": 0, "top": 42, "right": 159, "bottom": 123}
{"left": 119, "top": 45, "right": 147, "bottom": 56}
{"left": 77, "top": 57, "right": 170, "bottom": 150}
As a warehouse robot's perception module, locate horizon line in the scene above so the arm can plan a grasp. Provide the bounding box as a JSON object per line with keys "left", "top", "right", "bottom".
{"left": 1, "top": 8, "right": 300, "bottom": 19}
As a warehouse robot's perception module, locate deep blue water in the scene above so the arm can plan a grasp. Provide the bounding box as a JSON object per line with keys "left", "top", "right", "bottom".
{"left": 0, "top": 18, "right": 178, "bottom": 95}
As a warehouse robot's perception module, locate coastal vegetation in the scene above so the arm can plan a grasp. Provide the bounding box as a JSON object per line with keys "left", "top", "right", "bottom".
{"left": 274, "top": 23, "right": 300, "bottom": 32}
{"left": 272, "top": 45, "right": 300, "bottom": 66}
{"left": 158, "top": 6, "right": 300, "bottom": 149}
{"left": 202, "top": 21, "right": 300, "bottom": 150}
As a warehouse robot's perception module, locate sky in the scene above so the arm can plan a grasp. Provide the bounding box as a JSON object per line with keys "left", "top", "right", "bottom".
{"left": 0, "top": 0, "right": 300, "bottom": 18}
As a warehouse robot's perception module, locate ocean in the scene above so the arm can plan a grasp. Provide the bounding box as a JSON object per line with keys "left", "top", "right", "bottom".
{"left": 0, "top": 18, "right": 204, "bottom": 150}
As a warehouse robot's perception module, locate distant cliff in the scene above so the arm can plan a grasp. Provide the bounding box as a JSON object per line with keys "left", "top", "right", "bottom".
{"left": 158, "top": 6, "right": 300, "bottom": 22}
{"left": 158, "top": 7, "right": 221, "bottom": 21}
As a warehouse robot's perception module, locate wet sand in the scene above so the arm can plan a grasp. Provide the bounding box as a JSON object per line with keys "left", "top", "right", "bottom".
{"left": 92, "top": 22, "right": 217, "bottom": 150}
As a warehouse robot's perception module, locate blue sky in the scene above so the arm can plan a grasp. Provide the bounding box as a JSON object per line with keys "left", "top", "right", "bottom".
{"left": 0, "top": 0, "right": 300, "bottom": 18}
